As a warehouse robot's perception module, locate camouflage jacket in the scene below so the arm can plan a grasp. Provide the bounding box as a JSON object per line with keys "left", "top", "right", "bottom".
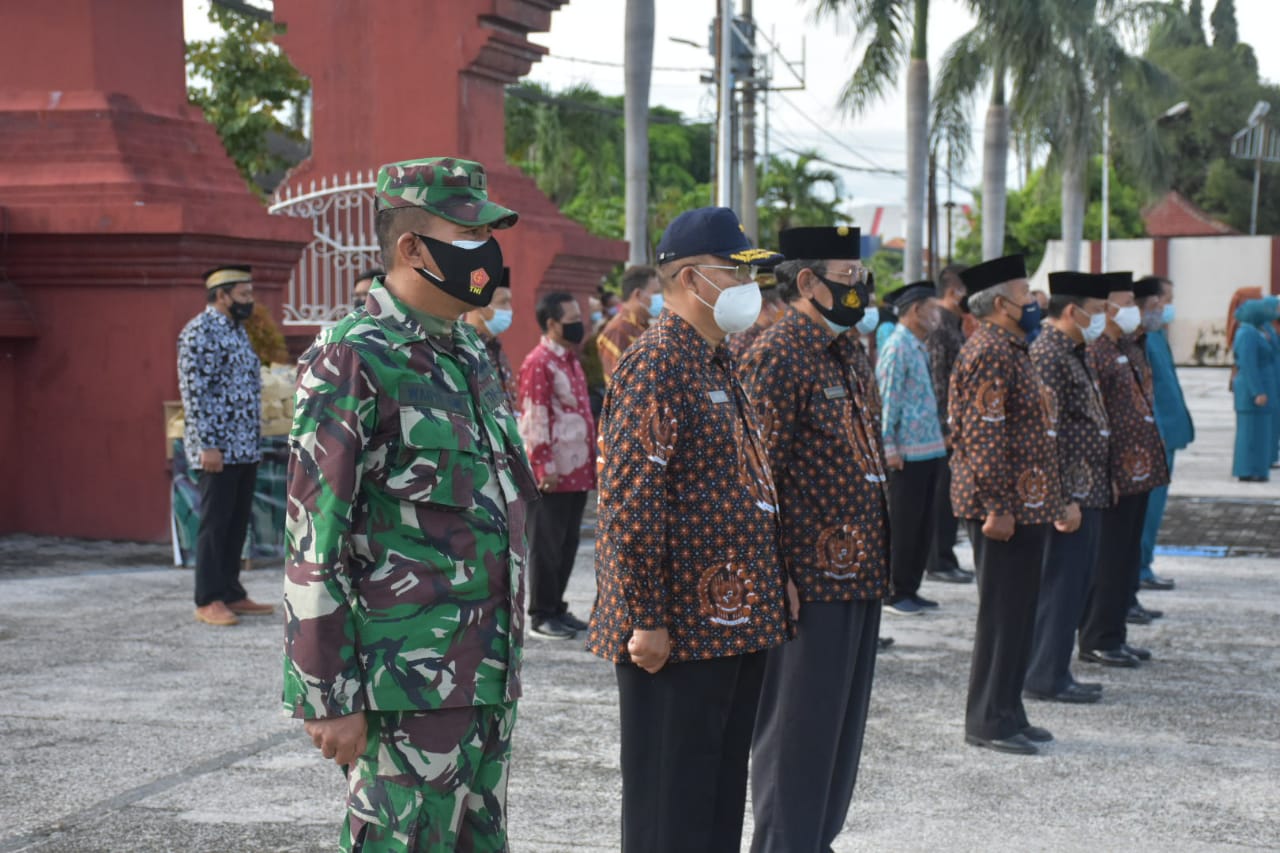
{"left": 282, "top": 279, "right": 538, "bottom": 719}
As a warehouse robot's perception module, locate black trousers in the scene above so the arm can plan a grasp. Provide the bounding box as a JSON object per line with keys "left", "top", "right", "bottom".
{"left": 887, "top": 457, "right": 942, "bottom": 600}
{"left": 1025, "top": 508, "right": 1103, "bottom": 696}
{"left": 195, "top": 463, "right": 256, "bottom": 607}
{"left": 926, "top": 450, "right": 962, "bottom": 575}
{"left": 964, "top": 520, "right": 1049, "bottom": 741}
{"left": 527, "top": 490, "right": 588, "bottom": 621}
{"left": 750, "top": 600, "right": 881, "bottom": 853}
{"left": 1079, "top": 492, "right": 1150, "bottom": 653}
{"left": 616, "top": 652, "right": 766, "bottom": 853}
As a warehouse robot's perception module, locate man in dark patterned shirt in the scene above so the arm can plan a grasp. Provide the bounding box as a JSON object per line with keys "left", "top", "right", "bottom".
{"left": 925, "top": 264, "right": 974, "bottom": 584}
{"left": 1024, "top": 272, "right": 1112, "bottom": 704}
{"left": 737, "top": 226, "right": 888, "bottom": 853}
{"left": 587, "top": 206, "right": 792, "bottom": 853}
{"left": 951, "top": 255, "right": 1075, "bottom": 756}
{"left": 177, "top": 265, "right": 273, "bottom": 627}
{"left": 1080, "top": 272, "right": 1170, "bottom": 668}
{"left": 728, "top": 270, "right": 784, "bottom": 359}
{"left": 597, "top": 264, "right": 661, "bottom": 383}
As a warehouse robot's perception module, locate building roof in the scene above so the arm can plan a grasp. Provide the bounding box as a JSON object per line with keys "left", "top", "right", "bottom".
{"left": 1142, "top": 190, "right": 1237, "bottom": 238}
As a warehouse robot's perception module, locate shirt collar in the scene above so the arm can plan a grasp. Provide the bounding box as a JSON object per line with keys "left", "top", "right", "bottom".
{"left": 982, "top": 320, "right": 1029, "bottom": 351}
{"left": 366, "top": 278, "right": 455, "bottom": 342}
{"left": 541, "top": 335, "right": 569, "bottom": 358}
{"left": 781, "top": 305, "right": 839, "bottom": 351}
{"left": 659, "top": 310, "right": 726, "bottom": 365}
{"left": 621, "top": 304, "right": 651, "bottom": 328}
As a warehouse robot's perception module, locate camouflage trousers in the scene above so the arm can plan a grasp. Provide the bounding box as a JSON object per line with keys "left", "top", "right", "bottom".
{"left": 341, "top": 702, "right": 517, "bottom": 853}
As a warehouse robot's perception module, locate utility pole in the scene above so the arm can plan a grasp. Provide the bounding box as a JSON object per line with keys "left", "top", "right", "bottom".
{"left": 740, "top": 0, "right": 758, "bottom": 242}
{"left": 1101, "top": 93, "right": 1110, "bottom": 272}
{"left": 716, "top": 0, "right": 734, "bottom": 209}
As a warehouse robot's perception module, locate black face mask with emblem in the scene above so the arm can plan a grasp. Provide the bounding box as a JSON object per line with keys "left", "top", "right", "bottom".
{"left": 811, "top": 274, "right": 869, "bottom": 328}
{"left": 413, "top": 233, "right": 505, "bottom": 308}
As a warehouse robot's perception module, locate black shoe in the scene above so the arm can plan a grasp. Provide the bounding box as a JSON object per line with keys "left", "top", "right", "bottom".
{"left": 1025, "top": 684, "right": 1101, "bottom": 704}
{"left": 886, "top": 597, "right": 925, "bottom": 615}
{"left": 530, "top": 618, "right": 576, "bottom": 640}
{"left": 877, "top": 636, "right": 895, "bottom": 650}
{"left": 1140, "top": 574, "right": 1175, "bottom": 591}
{"left": 1021, "top": 725, "right": 1054, "bottom": 742}
{"left": 559, "top": 611, "right": 590, "bottom": 631}
{"left": 1079, "top": 647, "right": 1139, "bottom": 667}
{"left": 911, "top": 594, "right": 939, "bottom": 609}
{"left": 927, "top": 567, "right": 973, "bottom": 584}
{"left": 1071, "top": 680, "right": 1104, "bottom": 693}
{"left": 1136, "top": 603, "right": 1163, "bottom": 620}
{"left": 1126, "top": 605, "right": 1153, "bottom": 625}
{"left": 1122, "top": 643, "right": 1152, "bottom": 661}
{"left": 965, "top": 732, "right": 1038, "bottom": 755}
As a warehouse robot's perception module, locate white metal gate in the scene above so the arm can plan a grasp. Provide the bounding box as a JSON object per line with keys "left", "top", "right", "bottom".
{"left": 269, "top": 171, "right": 380, "bottom": 325}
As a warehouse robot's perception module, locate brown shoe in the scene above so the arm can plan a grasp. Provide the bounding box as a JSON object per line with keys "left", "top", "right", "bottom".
{"left": 227, "top": 597, "right": 275, "bottom": 615}
{"left": 195, "top": 601, "right": 240, "bottom": 626}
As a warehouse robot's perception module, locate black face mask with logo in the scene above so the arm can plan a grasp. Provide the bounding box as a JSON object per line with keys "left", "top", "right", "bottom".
{"left": 812, "top": 274, "right": 869, "bottom": 328}
{"left": 412, "top": 233, "right": 505, "bottom": 308}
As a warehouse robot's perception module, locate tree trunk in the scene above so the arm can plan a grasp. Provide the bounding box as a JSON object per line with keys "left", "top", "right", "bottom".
{"left": 981, "top": 71, "right": 1009, "bottom": 261}
{"left": 624, "top": 0, "right": 655, "bottom": 265}
{"left": 905, "top": 57, "right": 929, "bottom": 281}
{"left": 1060, "top": 147, "right": 1087, "bottom": 271}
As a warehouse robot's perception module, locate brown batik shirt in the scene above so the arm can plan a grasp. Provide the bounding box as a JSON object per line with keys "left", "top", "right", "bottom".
{"left": 949, "top": 322, "right": 1064, "bottom": 525}
{"left": 737, "top": 307, "right": 890, "bottom": 603}
{"left": 728, "top": 322, "right": 767, "bottom": 360}
{"left": 1029, "top": 326, "right": 1112, "bottom": 510}
{"left": 927, "top": 307, "right": 966, "bottom": 435}
{"left": 586, "top": 311, "right": 790, "bottom": 664}
{"left": 1088, "top": 333, "right": 1170, "bottom": 497}
{"left": 597, "top": 305, "right": 650, "bottom": 384}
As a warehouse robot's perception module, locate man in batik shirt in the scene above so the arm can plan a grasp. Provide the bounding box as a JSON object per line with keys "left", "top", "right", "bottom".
{"left": 951, "top": 254, "right": 1074, "bottom": 757}
{"left": 588, "top": 206, "right": 792, "bottom": 853}
{"left": 737, "top": 225, "right": 889, "bottom": 853}
{"left": 598, "top": 265, "right": 661, "bottom": 383}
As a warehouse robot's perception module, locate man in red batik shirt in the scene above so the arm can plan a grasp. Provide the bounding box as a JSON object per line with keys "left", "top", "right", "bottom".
{"left": 517, "top": 291, "right": 597, "bottom": 640}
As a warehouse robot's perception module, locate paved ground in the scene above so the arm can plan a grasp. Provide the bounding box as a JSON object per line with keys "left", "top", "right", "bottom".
{"left": 1, "top": 367, "right": 1278, "bottom": 852}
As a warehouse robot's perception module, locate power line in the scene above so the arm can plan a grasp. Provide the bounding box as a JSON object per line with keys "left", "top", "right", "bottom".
{"left": 540, "top": 54, "right": 710, "bottom": 74}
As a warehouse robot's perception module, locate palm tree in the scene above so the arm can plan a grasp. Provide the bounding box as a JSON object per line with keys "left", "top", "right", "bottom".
{"left": 624, "top": 0, "right": 655, "bottom": 264}
{"left": 758, "top": 151, "right": 844, "bottom": 241}
{"left": 814, "top": 0, "right": 930, "bottom": 281}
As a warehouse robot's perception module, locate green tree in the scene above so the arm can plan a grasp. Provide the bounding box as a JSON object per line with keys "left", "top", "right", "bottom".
{"left": 185, "top": 5, "right": 310, "bottom": 192}
{"left": 814, "top": 0, "right": 931, "bottom": 282}
{"left": 757, "top": 152, "right": 846, "bottom": 244}
{"left": 1209, "top": 0, "right": 1237, "bottom": 49}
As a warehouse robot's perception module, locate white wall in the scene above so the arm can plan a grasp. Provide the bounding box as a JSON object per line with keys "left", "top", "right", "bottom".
{"left": 1166, "top": 236, "right": 1273, "bottom": 365}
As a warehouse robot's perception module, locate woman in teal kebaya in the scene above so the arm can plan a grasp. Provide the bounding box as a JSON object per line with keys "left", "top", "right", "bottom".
{"left": 1232, "top": 299, "right": 1276, "bottom": 481}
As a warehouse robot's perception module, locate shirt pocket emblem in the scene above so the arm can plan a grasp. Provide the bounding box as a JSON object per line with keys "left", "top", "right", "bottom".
{"left": 817, "top": 523, "right": 865, "bottom": 580}
{"left": 1017, "top": 466, "right": 1050, "bottom": 509}
{"left": 699, "top": 562, "right": 757, "bottom": 626}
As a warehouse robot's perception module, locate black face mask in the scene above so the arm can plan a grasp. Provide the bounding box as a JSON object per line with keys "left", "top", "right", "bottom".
{"left": 811, "top": 273, "right": 869, "bottom": 328}
{"left": 229, "top": 300, "right": 255, "bottom": 323}
{"left": 559, "top": 320, "right": 586, "bottom": 344}
{"left": 412, "top": 233, "right": 505, "bottom": 308}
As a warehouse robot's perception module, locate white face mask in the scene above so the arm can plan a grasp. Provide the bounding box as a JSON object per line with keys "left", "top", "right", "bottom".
{"left": 856, "top": 307, "right": 880, "bottom": 335}
{"left": 451, "top": 240, "right": 488, "bottom": 250}
{"left": 693, "top": 270, "right": 762, "bottom": 334}
{"left": 1113, "top": 304, "right": 1141, "bottom": 335}
{"left": 1078, "top": 309, "right": 1107, "bottom": 343}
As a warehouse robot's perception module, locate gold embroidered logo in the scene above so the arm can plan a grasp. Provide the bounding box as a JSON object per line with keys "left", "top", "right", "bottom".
{"left": 699, "top": 563, "right": 757, "bottom": 626}
{"left": 977, "top": 379, "right": 1006, "bottom": 422}
{"left": 817, "top": 524, "right": 866, "bottom": 580}
{"left": 1067, "top": 460, "right": 1092, "bottom": 500}
{"left": 1017, "top": 466, "right": 1050, "bottom": 509}
{"left": 640, "top": 405, "right": 677, "bottom": 466}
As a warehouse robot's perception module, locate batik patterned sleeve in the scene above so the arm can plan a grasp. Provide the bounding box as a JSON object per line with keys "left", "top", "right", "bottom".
{"left": 737, "top": 340, "right": 799, "bottom": 480}
{"left": 177, "top": 323, "right": 221, "bottom": 452}
{"left": 516, "top": 351, "right": 555, "bottom": 481}
{"left": 875, "top": 337, "right": 906, "bottom": 459}
{"left": 1031, "top": 341, "right": 1074, "bottom": 505}
{"left": 598, "top": 357, "right": 678, "bottom": 630}
{"left": 955, "top": 346, "right": 1014, "bottom": 516}
{"left": 282, "top": 342, "right": 379, "bottom": 719}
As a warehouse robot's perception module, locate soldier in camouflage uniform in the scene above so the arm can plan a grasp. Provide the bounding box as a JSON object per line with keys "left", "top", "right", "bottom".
{"left": 282, "top": 157, "right": 539, "bottom": 853}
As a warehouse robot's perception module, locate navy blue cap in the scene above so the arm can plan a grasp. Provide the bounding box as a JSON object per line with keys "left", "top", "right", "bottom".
{"left": 656, "top": 207, "right": 784, "bottom": 267}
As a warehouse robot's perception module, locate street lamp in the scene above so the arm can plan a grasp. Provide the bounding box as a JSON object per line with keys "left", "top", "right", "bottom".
{"left": 1231, "top": 101, "right": 1280, "bottom": 235}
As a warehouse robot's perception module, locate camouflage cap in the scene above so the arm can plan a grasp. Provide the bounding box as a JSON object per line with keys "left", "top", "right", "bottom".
{"left": 375, "top": 157, "right": 518, "bottom": 229}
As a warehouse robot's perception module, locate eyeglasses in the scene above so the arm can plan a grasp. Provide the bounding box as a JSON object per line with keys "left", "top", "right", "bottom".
{"left": 690, "top": 263, "right": 759, "bottom": 284}
{"left": 821, "top": 267, "right": 870, "bottom": 286}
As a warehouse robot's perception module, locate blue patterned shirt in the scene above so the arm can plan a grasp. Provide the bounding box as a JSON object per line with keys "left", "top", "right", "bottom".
{"left": 177, "top": 306, "right": 262, "bottom": 469}
{"left": 876, "top": 323, "right": 946, "bottom": 461}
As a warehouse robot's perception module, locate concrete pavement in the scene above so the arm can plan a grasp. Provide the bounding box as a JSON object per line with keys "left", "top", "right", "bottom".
{"left": 1, "top": 367, "right": 1277, "bottom": 852}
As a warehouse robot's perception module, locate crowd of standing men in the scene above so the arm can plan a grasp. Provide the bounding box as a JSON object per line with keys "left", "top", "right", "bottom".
{"left": 174, "top": 155, "right": 1204, "bottom": 852}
